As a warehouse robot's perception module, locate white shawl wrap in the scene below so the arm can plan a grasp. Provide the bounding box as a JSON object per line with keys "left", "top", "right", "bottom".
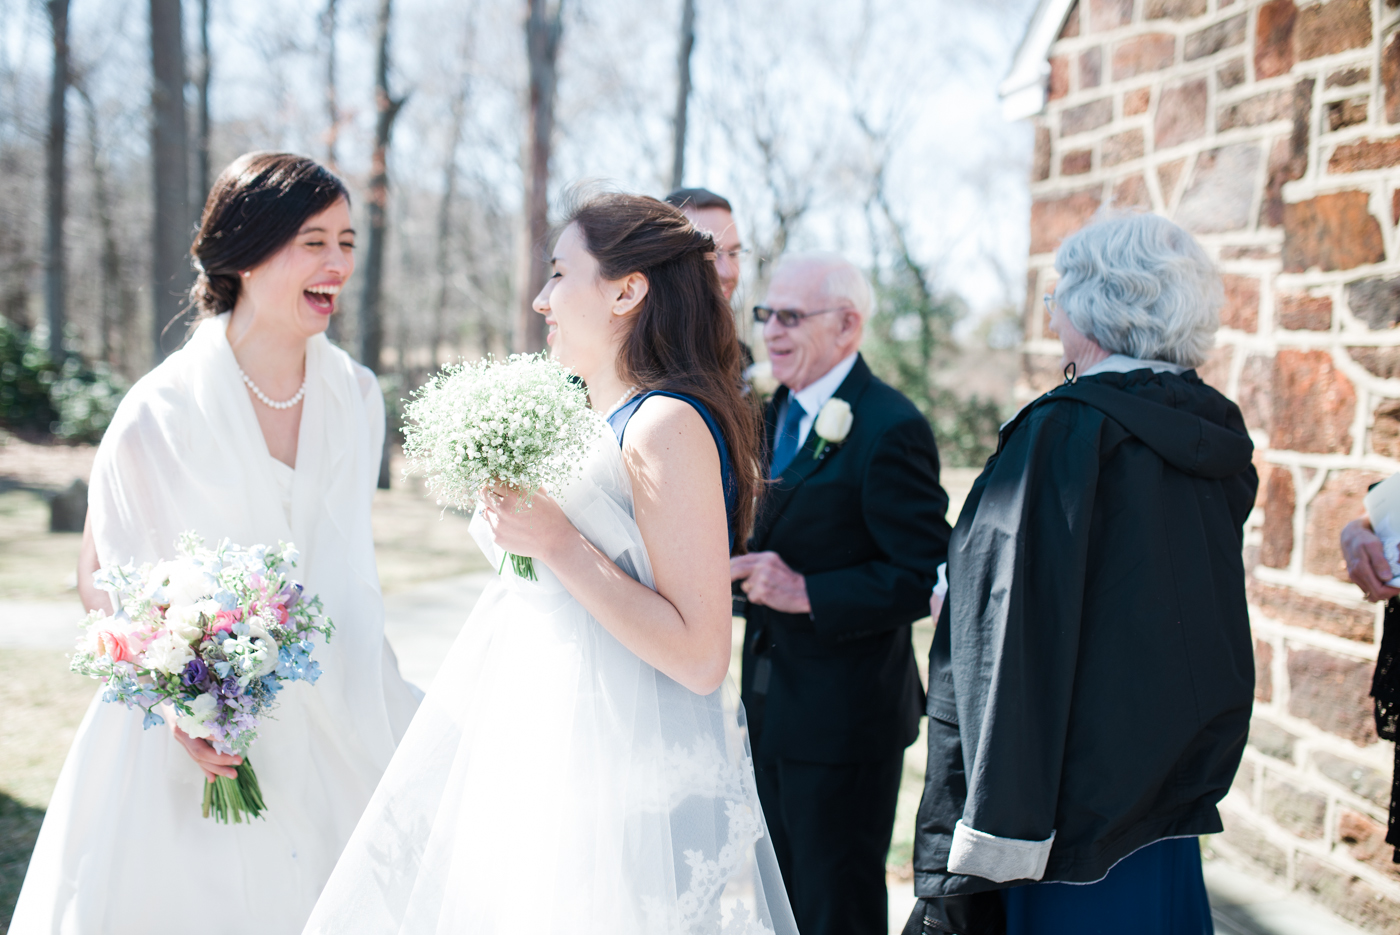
{"left": 12, "top": 314, "right": 421, "bottom": 935}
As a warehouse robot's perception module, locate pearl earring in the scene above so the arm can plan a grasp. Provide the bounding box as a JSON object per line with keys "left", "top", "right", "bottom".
{"left": 241, "top": 271, "right": 250, "bottom": 278}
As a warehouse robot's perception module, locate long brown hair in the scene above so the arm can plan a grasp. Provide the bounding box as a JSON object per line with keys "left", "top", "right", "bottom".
{"left": 189, "top": 152, "right": 350, "bottom": 317}
{"left": 566, "top": 192, "right": 761, "bottom": 553}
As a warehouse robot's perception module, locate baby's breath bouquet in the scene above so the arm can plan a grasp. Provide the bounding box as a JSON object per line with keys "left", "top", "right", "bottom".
{"left": 402, "top": 353, "right": 595, "bottom": 580}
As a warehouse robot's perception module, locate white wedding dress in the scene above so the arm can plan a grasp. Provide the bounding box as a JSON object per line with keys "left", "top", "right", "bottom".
{"left": 304, "top": 415, "right": 797, "bottom": 935}
{"left": 12, "top": 315, "right": 422, "bottom": 934}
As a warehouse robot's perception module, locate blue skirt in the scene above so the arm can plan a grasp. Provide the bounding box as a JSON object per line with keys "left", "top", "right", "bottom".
{"left": 1002, "top": 837, "right": 1213, "bottom": 935}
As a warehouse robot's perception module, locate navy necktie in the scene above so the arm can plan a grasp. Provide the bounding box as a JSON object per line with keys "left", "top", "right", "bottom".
{"left": 770, "top": 398, "right": 807, "bottom": 478}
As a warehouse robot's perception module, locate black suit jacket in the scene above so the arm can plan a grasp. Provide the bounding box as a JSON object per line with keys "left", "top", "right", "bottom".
{"left": 740, "top": 354, "right": 952, "bottom": 765}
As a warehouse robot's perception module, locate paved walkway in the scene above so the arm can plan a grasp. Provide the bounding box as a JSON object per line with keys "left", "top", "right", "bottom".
{"left": 0, "top": 576, "right": 1368, "bottom": 935}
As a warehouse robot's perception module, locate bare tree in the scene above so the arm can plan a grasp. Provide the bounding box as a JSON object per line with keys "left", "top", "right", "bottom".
{"left": 514, "top": 0, "right": 563, "bottom": 354}
{"left": 322, "top": 0, "right": 339, "bottom": 170}
{"left": 150, "top": 0, "right": 190, "bottom": 361}
{"left": 74, "top": 80, "right": 128, "bottom": 368}
{"left": 670, "top": 0, "right": 694, "bottom": 191}
{"left": 45, "top": 0, "right": 69, "bottom": 356}
{"left": 433, "top": 78, "right": 470, "bottom": 367}
{"left": 359, "top": 0, "right": 405, "bottom": 375}
{"left": 195, "top": 0, "right": 211, "bottom": 203}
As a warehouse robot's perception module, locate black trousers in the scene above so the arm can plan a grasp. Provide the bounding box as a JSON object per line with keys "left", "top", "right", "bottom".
{"left": 755, "top": 753, "right": 904, "bottom": 935}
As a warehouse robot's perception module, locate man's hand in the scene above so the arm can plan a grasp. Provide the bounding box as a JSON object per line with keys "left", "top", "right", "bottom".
{"left": 730, "top": 551, "right": 811, "bottom": 615}
{"left": 1342, "top": 516, "right": 1400, "bottom": 603}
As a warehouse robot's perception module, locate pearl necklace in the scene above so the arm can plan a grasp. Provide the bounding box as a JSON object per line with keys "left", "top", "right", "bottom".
{"left": 237, "top": 365, "right": 307, "bottom": 410}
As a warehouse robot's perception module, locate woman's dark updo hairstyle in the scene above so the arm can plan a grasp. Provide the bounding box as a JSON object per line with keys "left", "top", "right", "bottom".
{"left": 565, "top": 191, "right": 761, "bottom": 553}
{"left": 189, "top": 151, "right": 350, "bottom": 317}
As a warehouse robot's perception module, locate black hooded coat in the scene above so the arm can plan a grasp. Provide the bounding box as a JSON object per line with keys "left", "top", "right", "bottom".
{"left": 910, "top": 368, "right": 1259, "bottom": 903}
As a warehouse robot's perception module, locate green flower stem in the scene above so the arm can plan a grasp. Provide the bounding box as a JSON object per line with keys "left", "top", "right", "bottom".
{"left": 813, "top": 438, "right": 828, "bottom": 460}
{"left": 509, "top": 553, "right": 538, "bottom": 581}
{"left": 202, "top": 758, "right": 266, "bottom": 824}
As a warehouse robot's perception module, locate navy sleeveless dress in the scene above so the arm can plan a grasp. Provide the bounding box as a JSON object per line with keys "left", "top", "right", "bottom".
{"left": 606, "top": 390, "right": 737, "bottom": 551}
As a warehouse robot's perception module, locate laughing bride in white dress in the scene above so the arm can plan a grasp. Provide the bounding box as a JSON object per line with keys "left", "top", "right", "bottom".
{"left": 304, "top": 192, "right": 797, "bottom": 934}
{"left": 12, "top": 152, "right": 421, "bottom": 935}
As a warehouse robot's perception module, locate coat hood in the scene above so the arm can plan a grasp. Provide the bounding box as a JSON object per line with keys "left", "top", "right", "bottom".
{"left": 1037, "top": 369, "right": 1253, "bottom": 480}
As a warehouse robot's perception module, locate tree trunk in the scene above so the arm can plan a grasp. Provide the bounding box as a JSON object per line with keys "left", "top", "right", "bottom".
{"left": 513, "top": 0, "right": 563, "bottom": 354}
{"left": 361, "top": 0, "right": 404, "bottom": 490}
{"left": 196, "top": 0, "right": 211, "bottom": 206}
{"left": 432, "top": 81, "right": 468, "bottom": 367}
{"left": 45, "top": 0, "right": 69, "bottom": 358}
{"left": 360, "top": 0, "right": 403, "bottom": 376}
{"left": 322, "top": 0, "right": 339, "bottom": 170}
{"left": 75, "top": 83, "right": 124, "bottom": 368}
{"left": 670, "top": 0, "right": 694, "bottom": 192}
{"left": 150, "top": 0, "right": 190, "bottom": 361}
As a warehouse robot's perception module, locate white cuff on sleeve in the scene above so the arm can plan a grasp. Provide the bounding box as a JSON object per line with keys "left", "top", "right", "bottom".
{"left": 947, "top": 819, "right": 1055, "bottom": 883}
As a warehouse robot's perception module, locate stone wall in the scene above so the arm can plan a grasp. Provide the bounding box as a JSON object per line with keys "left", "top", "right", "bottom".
{"left": 1025, "top": 0, "right": 1400, "bottom": 928}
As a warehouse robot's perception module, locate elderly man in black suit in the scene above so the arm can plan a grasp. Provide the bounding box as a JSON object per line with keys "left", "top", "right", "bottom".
{"left": 731, "top": 252, "right": 952, "bottom": 935}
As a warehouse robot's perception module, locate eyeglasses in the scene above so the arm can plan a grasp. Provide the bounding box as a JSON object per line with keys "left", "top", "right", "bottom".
{"left": 1043, "top": 294, "right": 1057, "bottom": 314}
{"left": 753, "top": 305, "right": 852, "bottom": 328}
{"left": 714, "top": 247, "right": 751, "bottom": 261}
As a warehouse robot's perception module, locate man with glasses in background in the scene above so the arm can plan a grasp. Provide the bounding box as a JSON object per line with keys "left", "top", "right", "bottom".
{"left": 731, "top": 252, "right": 952, "bottom": 935}
{"left": 665, "top": 187, "right": 748, "bottom": 302}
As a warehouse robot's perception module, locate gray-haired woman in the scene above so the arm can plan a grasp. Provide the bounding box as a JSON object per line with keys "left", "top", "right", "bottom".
{"left": 904, "top": 213, "right": 1259, "bottom": 935}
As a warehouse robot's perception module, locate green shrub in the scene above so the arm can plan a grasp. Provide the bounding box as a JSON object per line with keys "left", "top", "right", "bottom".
{"left": 0, "top": 319, "right": 128, "bottom": 442}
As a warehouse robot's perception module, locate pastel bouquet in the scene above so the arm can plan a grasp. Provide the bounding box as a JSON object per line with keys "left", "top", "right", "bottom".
{"left": 70, "top": 533, "right": 333, "bottom": 823}
{"left": 402, "top": 352, "right": 596, "bottom": 580}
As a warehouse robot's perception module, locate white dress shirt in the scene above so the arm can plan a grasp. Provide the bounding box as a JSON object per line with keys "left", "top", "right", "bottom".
{"left": 782, "top": 352, "right": 859, "bottom": 450}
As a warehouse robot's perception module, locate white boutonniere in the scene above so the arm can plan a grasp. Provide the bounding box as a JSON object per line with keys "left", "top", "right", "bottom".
{"left": 744, "top": 361, "right": 779, "bottom": 398}
{"left": 812, "top": 398, "right": 853, "bottom": 459}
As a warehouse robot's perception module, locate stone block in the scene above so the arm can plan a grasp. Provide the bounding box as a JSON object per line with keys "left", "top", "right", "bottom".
{"left": 1062, "top": 149, "right": 1093, "bottom": 175}
{"left": 1331, "top": 136, "right": 1400, "bottom": 172}
{"left": 1347, "top": 275, "right": 1400, "bottom": 329}
{"left": 1328, "top": 66, "right": 1370, "bottom": 89}
{"left": 1033, "top": 126, "right": 1051, "bottom": 182}
{"left": 1326, "top": 97, "right": 1370, "bottom": 132}
{"left": 1271, "top": 350, "right": 1356, "bottom": 454}
{"left": 1237, "top": 354, "right": 1273, "bottom": 432}
{"left": 1220, "top": 806, "right": 1290, "bottom": 876}
{"left": 1255, "top": 0, "right": 1297, "bottom": 80}
{"left": 1155, "top": 78, "right": 1209, "bottom": 148}
{"left": 1176, "top": 143, "right": 1262, "bottom": 233}
{"left": 1276, "top": 292, "right": 1333, "bottom": 330}
{"left": 1248, "top": 579, "right": 1375, "bottom": 642}
{"left": 1111, "top": 173, "right": 1150, "bottom": 209}
{"left": 1296, "top": 0, "right": 1372, "bottom": 61}
{"left": 1102, "top": 128, "right": 1144, "bottom": 166}
{"left": 1348, "top": 347, "right": 1400, "bottom": 379}
{"left": 1186, "top": 13, "right": 1248, "bottom": 61}
{"left": 1234, "top": 757, "right": 1257, "bottom": 800}
{"left": 1250, "top": 717, "right": 1299, "bottom": 763}
{"left": 1306, "top": 470, "right": 1388, "bottom": 580}
{"left": 1061, "top": 98, "right": 1113, "bottom": 137}
{"left": 1259, "top": 468, "right": 1295, "bottom": 569}
{"left": 1113, "top": 33, "right": 1177, "bottom": 80}
{"left": 1287, "top": 646, "right": 1381, "bottom": 745}
{"left": 1394, "top": 189, "right": 1400, "bottom": 225}
{"left": 1049, "top": 55, "right": 1070, "bottom": 102}
{"left": 1031, "top": 187, "right": 1103, "bottom": 255}
{"left": 1196, "top": 344, "right": 1234, "bottom": 394}
{"left": 1283, "top": 191, "right": 1385, "bottom": 273}
{"left": 1218, "top": 57, "right": 1247, "bottom": 89}
{"left": 1375, "top": 399, "right": 1400, "bottom": 460}
{"left": 1256, "top": 638, "right": 1274, "bottom": 702}
{"left": 1295, "top": 855, "right": 1400, "bottom": 931}
{"left": 48, "top": 479, "right": 87, "bottom": 534}
{"left": 1313, "top": 750, "right": 1391, "bottom": 808}
{"left": 1123, "top": 86, "right": 1151, "bottom": 115}
{"left": 1088, "top": 0, "right": 1134, "bottom": 32}
{"left": 1386, "top": 33, "right": 1400, "bottom": 124}
{"left": 1263, "top": 773, "right": 1327, "bottom": 837}
{"left": 1023, "top": 353, "right": 1066, "bottom": 396}
{"left": 1222, "top": 244, "right": 1282, "bottom": 260}
{"left": 1336, "top": 809, "right": 1400, "bottom": 880}
{"left": 1260, "top": 80, "right": 1315, "bottom": 228}
{"left": 1157, "top": 157, "right": 1187, "bottom": 205}
{"left": 1221, "top": 274, "right": 1260, "bottom": 332}
{"left": 1218, "top": 87, "right": 1301, "bottom": 131}
{"left": 1060, "top": 0, "right": 1081, "bottom": 39}
{"left": 1146, "top": 0, "right": 1206, "bottom": 19}
{"left": 1079, "top": 46, "right": 1102, "bottom": 89}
